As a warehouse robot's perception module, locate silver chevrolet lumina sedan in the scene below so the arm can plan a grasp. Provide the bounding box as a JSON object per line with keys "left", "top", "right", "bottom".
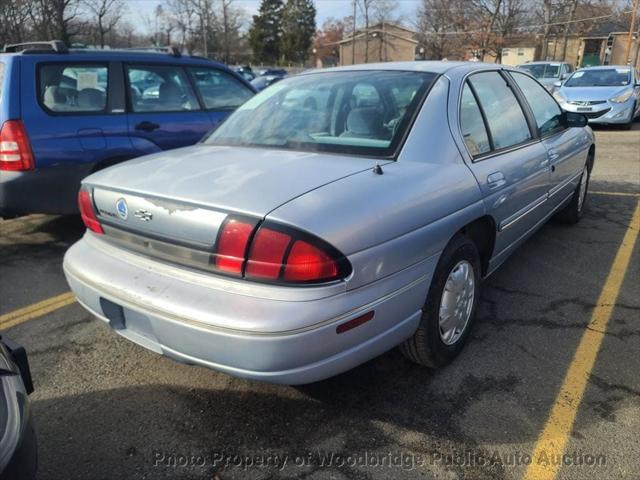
{"left": 63, "top": 62, "right": 595, "bottom": 384}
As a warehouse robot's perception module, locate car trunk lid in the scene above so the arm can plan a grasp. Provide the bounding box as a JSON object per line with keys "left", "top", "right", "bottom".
{"left": 85, "top": 144, "right": 380, "bottom": 260}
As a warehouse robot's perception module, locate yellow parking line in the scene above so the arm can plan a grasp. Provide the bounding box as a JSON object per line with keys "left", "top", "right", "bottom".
{"left": 524, "top": 200, "right": 640, "bottom": 480}
{"left": 0, "top": 292, "right": 76, "bottom": 330}
{"left": 590, "top": 191, "right": 640, "bottom": 197}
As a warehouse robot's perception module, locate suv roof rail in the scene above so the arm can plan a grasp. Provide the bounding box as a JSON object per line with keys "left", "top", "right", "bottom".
{"left": 121, "top": 46, "right": 181, "bottom": 57}
{"left": 3, "top": 40, "right": 68, "bottom": 54}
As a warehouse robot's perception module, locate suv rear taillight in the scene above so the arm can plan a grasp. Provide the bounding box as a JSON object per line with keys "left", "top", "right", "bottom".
{"left": 213, "top": 218, "right": 350, "bottom": 284}
{"left": 78, "top": 187, "right": 104, "bottom": 234}
{"left": 0, "top": 120, "right": 35, "bottom": 171}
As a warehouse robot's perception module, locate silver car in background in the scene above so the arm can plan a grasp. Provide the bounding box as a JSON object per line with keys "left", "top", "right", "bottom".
{"left": 553, "top": 65, "right": 640, "bottom": 129}
{"left": 517, "top": 61, "right": 574, "bottom": 92}
{"left": 64, "top": 62, "right": 595, "bottom": 384}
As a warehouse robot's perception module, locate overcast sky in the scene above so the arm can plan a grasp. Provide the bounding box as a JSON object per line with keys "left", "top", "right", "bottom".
{"left": 125, "top": 0, "right": 421, "bottom": 32}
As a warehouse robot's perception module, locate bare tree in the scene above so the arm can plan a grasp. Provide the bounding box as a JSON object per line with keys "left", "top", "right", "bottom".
{"left": 166, "top": 0, "right": 199, "bottom": 53}
{"left": 86, "top": 0, "right": 125, "bottom": 48}
{"left": 28, "top": 0, "right": 83, "bottom": 45}
{"left": 0, "top": 0, "right": 31, "bottom": 45}
{"left": 416, "top": 0, "right": 471, "bottom": 60}
{"left": 216, "top": 0, "right": 246, "bottom": 63}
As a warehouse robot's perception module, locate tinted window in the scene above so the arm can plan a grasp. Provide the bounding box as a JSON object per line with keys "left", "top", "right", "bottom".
{"left": 565, "top": 68, "right": 631, "bottom": 87}
{"left": 460, "top": 83, "right": 491, "bottom": 156}
{"left": 127, "top": 65, "right": 199, "bottom": 112}
{"left": 189, "top": 67, "right": 253, "bottom": 109}
{"left": 511, "top": 72, "right": 563, "bottom": 135}
{"left": 205, "top": 71, "right": 436, "bottom": 157}
{"left": 469, "top": 72, "right": 532, "bottom": 150}
{"left": 39, "top": 64, "right": 108, "bottom": 113}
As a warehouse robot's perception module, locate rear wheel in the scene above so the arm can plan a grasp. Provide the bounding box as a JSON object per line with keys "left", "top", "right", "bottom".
{"left": 556, "top": 160, "right": 590, "bottom": 224}
{"left": 400, "top": 234, "right": 481, "bottom": 368}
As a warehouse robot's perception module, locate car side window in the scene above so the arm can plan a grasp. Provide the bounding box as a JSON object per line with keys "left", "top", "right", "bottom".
{"left": 39, "top": 64, "right": 108, "bottom": 113}
{"left": 460, "top": 83, "right": 491, "bottom": 156}
{"left": 127, "top": 65, "right": 199, "bottom": 113}
{"left": 511, "top": 72, "right": 563, "bottom": 135}
{"left": 468, "top": 72, "right": 532, "bottom": 150}
{"left": 189, "top": 67, "right": 253, "bottom": 110}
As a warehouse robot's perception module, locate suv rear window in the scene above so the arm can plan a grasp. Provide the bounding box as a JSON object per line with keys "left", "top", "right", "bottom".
{"left": 39, "top": 64, "right": 108, "bottom": 113}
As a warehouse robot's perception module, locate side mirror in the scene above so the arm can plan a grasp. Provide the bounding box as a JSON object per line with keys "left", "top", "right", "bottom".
{"left": 563, "top": 111, "right": 588, "bottom": 128}
{"left": 553, "top": 80, "right": 562, "bottom": 88}
{"left": 560, "top": 73, "right": 568, "bottom": 80}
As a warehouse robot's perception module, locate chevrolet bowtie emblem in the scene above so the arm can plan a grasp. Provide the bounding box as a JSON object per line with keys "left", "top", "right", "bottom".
{"left": 134, "top": 209, "right": 153, "bottom": 222}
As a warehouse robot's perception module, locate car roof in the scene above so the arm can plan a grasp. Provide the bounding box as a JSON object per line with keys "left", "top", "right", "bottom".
{"left": 0, "top": 49, "right": 227, "bottom": 68}
{"left": 520, "top": 61, "right": 564, "bottom": 66}
{"left": 301, "top": 61, "right": 499, "bottom": 75}
{"left": 298, "top": 61, "right": 533, "bottom": 83}
{"left": 576, "top": 65, "right": 632, "bottom": 70}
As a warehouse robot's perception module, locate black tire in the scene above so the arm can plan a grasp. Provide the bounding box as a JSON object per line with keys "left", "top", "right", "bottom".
{"left": 400, "top": 234, "right": 481, "bottom": 368}
{"left": 555, "top": 158, "right": 591, "bottom": 224}
{"left": 621, "top": 103, "right": 636, "bottom": 130}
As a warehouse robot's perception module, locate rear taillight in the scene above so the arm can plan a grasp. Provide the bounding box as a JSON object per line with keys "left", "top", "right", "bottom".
{"left": 214, "top": 218, "right": 350, "bottom": 284}
{"left": 0, "top": 120, "right": 35, "bottom": 171}
{"left": 78, "top": 187, "right": 104, "bottom": 234}
{"left": 214, "top": 218, "right": 257, "bottom": 274}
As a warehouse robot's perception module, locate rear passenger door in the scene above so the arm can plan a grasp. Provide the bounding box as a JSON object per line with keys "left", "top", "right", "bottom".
{"left": 509, "top": 71, "right": 589, "bottom": 210}
{"left": 125, "top": 64, "right": 213, "bottom": 153}
{"left": 459, "top": 71, "right": 551, "bottom": 265}
{"left": 187, "top": 66, "right": 254, "bottom": 129}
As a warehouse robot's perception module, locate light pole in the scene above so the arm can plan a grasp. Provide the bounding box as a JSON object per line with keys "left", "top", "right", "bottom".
{"left": 624, "top": 0, "right": 639, "bottom": 64}
{"left": 352, "top": 0, "right": 357, "bottom": 65}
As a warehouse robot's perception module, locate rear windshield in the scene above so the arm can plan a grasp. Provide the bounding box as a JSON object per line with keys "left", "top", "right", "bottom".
{"left": 565, "top": 68, "right": 631, "bottom": 87}
{"left": 204, "top": 70, "right": 437, "bottom": 158}
{"left": 0, "top": 62, "right": 5, "bottom": 102}
{"left": 519, "top": 63, "right": 561, "bottom": 79}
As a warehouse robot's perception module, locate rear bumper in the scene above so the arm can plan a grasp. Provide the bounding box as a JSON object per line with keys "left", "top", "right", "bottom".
{"left": 0, "top": 163, "right": 92, "bottom": 218}
{"left": 63, "top": 234, "right": 435, "bottom": 384}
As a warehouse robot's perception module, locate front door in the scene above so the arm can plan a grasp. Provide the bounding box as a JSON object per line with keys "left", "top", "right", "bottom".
{"left": 508, "top": 71, "right": 590, "bottom": 211}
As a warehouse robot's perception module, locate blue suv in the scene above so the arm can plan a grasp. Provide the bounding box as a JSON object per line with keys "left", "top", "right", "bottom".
{"left": 0, "top": 42, "right": 255, "bottom": 218}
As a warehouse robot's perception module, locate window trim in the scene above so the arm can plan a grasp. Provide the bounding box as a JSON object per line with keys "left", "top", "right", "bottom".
{"left": 124, "top": 62, "right": 203, "bottom": 115}
{"left": 186, "top": 66, "right": 255, "bottom": 112}
{"left": 459, "top": 69, "right": 538, "bottom": 162}
{"left": 506, "top": 70, "right": 567, "bottom": 140}
{"left": 36, "top": 61, "right": 113, "bottom": 117}
{"left": 461, "top": 80, "right": 494, "bottom": 153}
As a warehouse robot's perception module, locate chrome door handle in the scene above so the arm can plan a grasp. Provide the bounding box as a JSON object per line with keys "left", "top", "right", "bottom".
{"left": 487, "top": 171, "right": 506, "bottom": 189}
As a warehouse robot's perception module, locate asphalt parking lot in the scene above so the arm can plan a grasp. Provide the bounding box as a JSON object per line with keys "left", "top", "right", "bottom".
{"left": 1, "top": 124, "right": 639, "bottom": 480}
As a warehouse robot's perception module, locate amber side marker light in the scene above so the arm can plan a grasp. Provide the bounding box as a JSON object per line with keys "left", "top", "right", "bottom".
{"left": 336, "top": 311, "right": 375, "bottom": 334}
